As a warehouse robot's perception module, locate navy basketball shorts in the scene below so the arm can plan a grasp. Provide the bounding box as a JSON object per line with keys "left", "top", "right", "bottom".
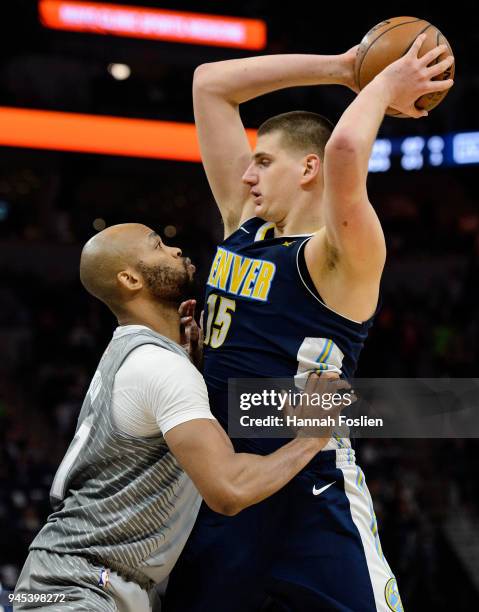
{"left": 164, "top": 448, "right": 403, "bottom": 612}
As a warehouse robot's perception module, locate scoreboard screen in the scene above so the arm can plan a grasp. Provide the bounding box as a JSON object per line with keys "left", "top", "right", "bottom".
{"left": 369, "top": 132, "right": 479, "bottom": 172}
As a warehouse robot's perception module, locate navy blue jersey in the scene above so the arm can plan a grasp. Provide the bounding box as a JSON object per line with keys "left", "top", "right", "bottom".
{"left": 203, "top": 217, "right": 375, "bottom": 451}
{"left": 166, "top": 222, "right": 397, "bottom": 612}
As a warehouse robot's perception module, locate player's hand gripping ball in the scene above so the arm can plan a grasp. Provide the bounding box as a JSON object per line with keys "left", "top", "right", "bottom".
{"left": 354, "top": 17, "right": 455, "bottom": 117}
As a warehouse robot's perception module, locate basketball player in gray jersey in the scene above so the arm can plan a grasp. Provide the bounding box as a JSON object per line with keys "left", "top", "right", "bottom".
{"left": 13, "top": 223, "right": 333, "bottom": 611}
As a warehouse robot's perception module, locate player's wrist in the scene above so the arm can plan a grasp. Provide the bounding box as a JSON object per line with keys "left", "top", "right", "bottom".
{"left": 332, "top": 53, "right": 356, "bottom": 89}
{"left": 295, "top": 435, "right": 329, "bottom": 453}
{"left": 333, "top": 45, "right": 359, "bottom": 93}
{"left": 365, "top": 74, "right": 397, "bottom": 109}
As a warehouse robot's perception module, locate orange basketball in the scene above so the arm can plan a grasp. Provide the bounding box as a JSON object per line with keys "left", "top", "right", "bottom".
{"left": 354, "top": 17, "right": 455, "bottom": 118}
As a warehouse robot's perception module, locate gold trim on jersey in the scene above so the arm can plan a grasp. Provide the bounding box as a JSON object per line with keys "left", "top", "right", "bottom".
{"left": 254, "top": 221, "right": 275, "bottom": 242}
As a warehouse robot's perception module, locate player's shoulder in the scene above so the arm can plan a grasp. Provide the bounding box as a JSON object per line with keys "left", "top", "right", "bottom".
{"left": 121, "top": 344, "right": 193, "bottom": 379}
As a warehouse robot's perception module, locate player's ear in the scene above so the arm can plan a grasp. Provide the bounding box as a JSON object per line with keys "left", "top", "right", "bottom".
{"left": 300, "top": 154, "right": 321, "bottom": 185}
{"left": 117, "top": 268, "right": 143, "bottom": 293}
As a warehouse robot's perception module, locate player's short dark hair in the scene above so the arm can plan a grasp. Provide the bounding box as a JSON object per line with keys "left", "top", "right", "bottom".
{"left": 257, "top": 111, "right": 334, "bottom": 160}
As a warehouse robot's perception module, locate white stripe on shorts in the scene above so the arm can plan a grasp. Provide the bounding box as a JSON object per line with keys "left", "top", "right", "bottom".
{"left": 338, "top": 455, "right": 403, "bottom": 612}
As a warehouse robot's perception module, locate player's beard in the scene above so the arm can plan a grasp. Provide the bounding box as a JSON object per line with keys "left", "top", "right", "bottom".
{"left": 137, "top": 260, "right": 193, "bottom": 305}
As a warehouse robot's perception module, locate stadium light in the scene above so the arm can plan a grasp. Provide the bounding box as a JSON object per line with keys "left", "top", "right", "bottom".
{"left": 107, "top": 63, "right": 131, "bottom": 80}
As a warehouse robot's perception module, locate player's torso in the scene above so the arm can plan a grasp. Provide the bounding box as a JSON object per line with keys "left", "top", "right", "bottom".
{"left": 203, "top": 217, "right": 373, "bottom": 433}
{"left": 32, "top": 328, "right": 201, "bottom": 581}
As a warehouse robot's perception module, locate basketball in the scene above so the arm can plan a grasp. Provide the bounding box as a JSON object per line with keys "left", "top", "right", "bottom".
{"left": 354, "top": 17, "right": 455, "bottom": 117}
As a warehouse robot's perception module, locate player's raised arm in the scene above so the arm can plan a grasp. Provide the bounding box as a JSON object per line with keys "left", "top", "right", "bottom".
{"left": 307, "top": 35, "right": 454, "bottom": 283}
{"left": 193, "top": 48, "right": 358, "bottom": 236}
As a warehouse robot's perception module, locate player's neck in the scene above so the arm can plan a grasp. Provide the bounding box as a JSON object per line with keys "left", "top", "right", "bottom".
{"left": 274, "top": 210, "right": 323, "bottom": 237}
{"left": 118, "top": 301, "right": 182, "bottom": 345}
{"left": 273, "top": 193, "right": 323, "bottom": 237}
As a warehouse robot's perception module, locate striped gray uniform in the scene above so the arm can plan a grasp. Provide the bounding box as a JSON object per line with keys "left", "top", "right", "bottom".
{"left": 14, "top": 327, "right": 202, "bottom": 610}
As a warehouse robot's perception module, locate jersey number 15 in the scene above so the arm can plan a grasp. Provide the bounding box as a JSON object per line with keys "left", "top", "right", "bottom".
{"left": 204, "top": 293, "right": 236, "bottom": 349}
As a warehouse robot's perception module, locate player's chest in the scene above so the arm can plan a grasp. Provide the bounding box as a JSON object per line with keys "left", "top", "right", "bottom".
{"left": 206, "top": 243, "right": 298, "bottom": 303}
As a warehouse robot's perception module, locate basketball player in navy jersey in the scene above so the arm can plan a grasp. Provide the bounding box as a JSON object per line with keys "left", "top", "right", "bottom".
{"left": 164, "top": 35, "right": 453, "bottom": 611}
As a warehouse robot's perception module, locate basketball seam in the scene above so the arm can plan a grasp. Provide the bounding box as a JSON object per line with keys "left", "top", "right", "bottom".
{"left": 400, "top": 23, "right": 432, "bottom": 57}
{"left": 357, "top": 18, "right": 425, "bottom": 90}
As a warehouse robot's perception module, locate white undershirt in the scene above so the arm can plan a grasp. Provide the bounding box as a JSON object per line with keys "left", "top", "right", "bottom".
{"left": 111, "top": 325, "right": 215, "bottom": 437}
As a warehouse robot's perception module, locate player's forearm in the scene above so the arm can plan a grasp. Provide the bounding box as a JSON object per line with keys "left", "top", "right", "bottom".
{"left": 326, "top": 75, "right": 393, "bottom": 169}
{"left": 193, "top": 54, "right": 350, "bottom": 105}
{"left": 219, "top": 438, "right": 324, "bottom": 515}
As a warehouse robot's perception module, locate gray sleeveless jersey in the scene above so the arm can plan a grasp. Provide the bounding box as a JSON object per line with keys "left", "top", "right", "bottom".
{"left": 30, "top": 326, "right": 202, "bottom": 590}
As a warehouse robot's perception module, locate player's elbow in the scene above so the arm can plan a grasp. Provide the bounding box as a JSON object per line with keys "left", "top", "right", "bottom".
{"left": 193, "top": 63, "right": 209, "bottom": 86}
{"left": 193, "top": 63, "right": 221, "bottom": 95}
{"left": 203, "top": 485, "right": 244, "bottom": 516}
{"left": 325, "top": 131, "right": 365, "bottom": 158}
{"left": 193, "top": 63, "right": 237, "bottom": 103}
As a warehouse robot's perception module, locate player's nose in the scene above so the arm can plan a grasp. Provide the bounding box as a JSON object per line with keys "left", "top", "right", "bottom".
{"left": 241, "top": 162, "right": 258, "bottom": 185}
{"left": 168, "top": 245, "right": 182, "bottom": 258}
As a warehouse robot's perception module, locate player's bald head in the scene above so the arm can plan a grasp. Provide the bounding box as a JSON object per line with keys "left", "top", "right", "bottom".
{"left": 80, "top": 223, "right": 151, "bottom": 312}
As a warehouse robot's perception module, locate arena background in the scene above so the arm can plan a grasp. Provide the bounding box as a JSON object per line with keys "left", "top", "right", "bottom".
{"left": 0, "top": 2, "right": 478, "bottom": 610}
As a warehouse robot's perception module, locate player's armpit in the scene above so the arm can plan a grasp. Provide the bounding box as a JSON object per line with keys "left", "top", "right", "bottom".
{"left": 303, "top": 226, "right": 383, "bottom": 323}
